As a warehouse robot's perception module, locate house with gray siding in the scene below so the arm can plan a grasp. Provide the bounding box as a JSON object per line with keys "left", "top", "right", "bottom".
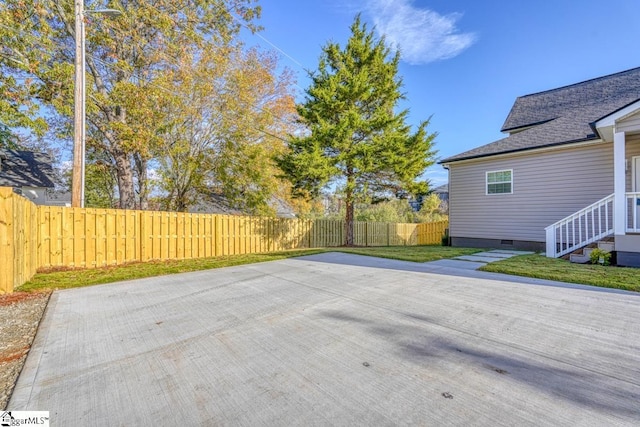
{"left": 440, "top": 67, "right": 640, "bottom": 267}
{"left": 430, "top": 183, "right": 449, "bottom": 203}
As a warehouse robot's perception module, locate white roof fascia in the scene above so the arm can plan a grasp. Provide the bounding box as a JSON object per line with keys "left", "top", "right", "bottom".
{"left": 595, "top": 99, "right": 640, "bottom": 141}
{"left": 440, "top": 138, "right": 607, "bottom": 168}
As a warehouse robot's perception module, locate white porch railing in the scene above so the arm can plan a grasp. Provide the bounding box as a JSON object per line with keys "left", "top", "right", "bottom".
{"left": 545, "top": 194, "right": 614, "bottom": 258}
{"left": 627, "top": 192, "right": 640, "bottom": 233}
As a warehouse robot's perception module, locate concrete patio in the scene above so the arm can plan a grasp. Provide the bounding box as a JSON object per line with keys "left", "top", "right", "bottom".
{"left": 10, "top": 252, "right": 640, "bottom": 426}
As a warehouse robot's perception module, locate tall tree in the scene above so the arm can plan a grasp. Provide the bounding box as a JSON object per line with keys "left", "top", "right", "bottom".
{"left": 0, "top": 123, "right": 18, "bottom": 149}
{"left": 149, "top": 45, "right": 297, "bottom": 213}
{"left": 277, "top": 15, "right": 437, "bottom": 245}
{"left": 0, "top": 0, "right": 261, "bottom": 208}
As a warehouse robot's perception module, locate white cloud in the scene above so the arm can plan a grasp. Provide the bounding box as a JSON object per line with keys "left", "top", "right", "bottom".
{"left": 423, "top": 165, "right": 448, "bottom": 187}
{"left": 365, "top": 0, "right": 476, "bottom": 64}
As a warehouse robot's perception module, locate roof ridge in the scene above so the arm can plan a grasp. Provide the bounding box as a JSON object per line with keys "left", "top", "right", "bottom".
{"left": 515, "top": 66, "right": 640, "bottom": 100}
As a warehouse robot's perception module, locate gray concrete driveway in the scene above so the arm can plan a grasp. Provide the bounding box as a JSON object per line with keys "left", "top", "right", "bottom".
{"left": 10, "top": 253, "right": 640, "bottom": 426}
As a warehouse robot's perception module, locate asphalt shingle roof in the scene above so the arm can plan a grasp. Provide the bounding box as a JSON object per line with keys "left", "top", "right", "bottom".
{"left": 430, "top": 183, "right": 448, "bottom": 194}
{"left": 0, "top": 149, "right": 56, "bottom": 188}
{"left": 441, "top": 67, "right": 640, "bottom": 163}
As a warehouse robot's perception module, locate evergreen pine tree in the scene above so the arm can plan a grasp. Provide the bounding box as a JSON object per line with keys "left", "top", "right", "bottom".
{"left": 277, "top": 15, "right": 437, "bottom": 245}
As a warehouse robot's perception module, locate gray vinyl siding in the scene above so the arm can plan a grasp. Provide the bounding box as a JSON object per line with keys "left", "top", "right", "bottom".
{"left": 449, "top": 142, "right": 614, "bottom": 243}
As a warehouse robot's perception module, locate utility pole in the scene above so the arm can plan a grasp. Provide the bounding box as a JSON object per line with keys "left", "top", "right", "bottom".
{"left": 71, "top": 0, "right": 85, "bottom": 208}
{"left": 71, "top": 3, "right": 120, "bottom": 208}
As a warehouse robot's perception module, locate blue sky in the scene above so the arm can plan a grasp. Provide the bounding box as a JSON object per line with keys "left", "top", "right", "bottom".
{"left": 245, "top": 0, "right": 640, "bottom": 186}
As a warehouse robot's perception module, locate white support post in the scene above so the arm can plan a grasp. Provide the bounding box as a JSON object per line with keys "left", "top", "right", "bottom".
{"left": 614, "top": 131, "right": 626, "bottom": 235}
{"left": 545, "top": 226, "right": 555, "bottom": 257}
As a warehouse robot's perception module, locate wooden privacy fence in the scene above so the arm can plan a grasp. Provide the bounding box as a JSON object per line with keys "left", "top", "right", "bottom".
{"left": 0, "top": 188, "right": 448, "bottom": 293}
{"left": 0, "top": 188, "right": 38, "bottom": 294}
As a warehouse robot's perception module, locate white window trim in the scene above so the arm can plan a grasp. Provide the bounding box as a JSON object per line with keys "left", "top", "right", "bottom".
{"left": 486, "top": 169, "right": 513, "bottom": 195}
{"left": 633, "top": 156, "right": 640, "bottom": 192}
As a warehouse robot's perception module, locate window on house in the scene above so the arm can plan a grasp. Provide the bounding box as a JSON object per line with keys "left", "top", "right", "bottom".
{"left": 486, "top": 170, "right": 512, "bottom": 194}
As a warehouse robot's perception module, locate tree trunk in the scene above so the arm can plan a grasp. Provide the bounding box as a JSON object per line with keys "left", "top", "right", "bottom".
{"left": 176, "top": 195, "right": 188, "bottom": 212}
{"left": 112, "top": 147, "right": 136, "bottom": 209}
{"left": 344, "top": 192, "right": 354, "bottom": 246}
{"left": 110, "top": 105, "right": 137, "bottom": 210}
{"left": 134, "top": 153, "right": 149, "bottom": 210}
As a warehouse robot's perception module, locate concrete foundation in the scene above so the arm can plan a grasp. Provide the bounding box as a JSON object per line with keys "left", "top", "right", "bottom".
{"left": 451, "top": 237, "right": 545, "bottom": 252}
{"left": 616, "top": 251, "right": 640, "bottom": 268}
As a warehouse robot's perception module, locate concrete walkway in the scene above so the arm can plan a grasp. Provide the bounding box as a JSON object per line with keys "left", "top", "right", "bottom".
{"left": 426, "top": 249, "right": 535, "bottom": 270}
{"left": 10, "top": 253, "right": 640, "bottom": 426}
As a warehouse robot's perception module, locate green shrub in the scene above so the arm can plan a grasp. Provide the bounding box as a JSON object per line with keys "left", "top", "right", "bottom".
{"left": 589, "top": 248, "right": 611, "bottom": 266}
{"left": 441, "top": 231, "right": 450, "bottom": 246}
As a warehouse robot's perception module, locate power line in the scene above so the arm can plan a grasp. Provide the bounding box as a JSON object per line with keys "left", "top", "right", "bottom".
{"left": 255, "top": 127, "right": 291, "bottom": 143}
{"left": 254, "top": 32, "right": 305, "bottom": 69}
{"left": 231, "top": 14, "right": 305, "bottom": 70}
{"left": 84, "top": 53, "right": 300, "bottom": 145}
{"left": 1, "top": 16, "right": 301, "bottom": 137}
{"left": 230, "top": 14, "right": 308, "bottom": 95}
{"left": 86, "top": 52, "right": 297, "bottom": 129}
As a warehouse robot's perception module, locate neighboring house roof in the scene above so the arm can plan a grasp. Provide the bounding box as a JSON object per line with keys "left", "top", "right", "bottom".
{"left": 430, "top": 183, "right": 448, "bottom": 194}
{"left": 0, "top": 149, "right": 56, "bottom": 188}
{"left": 43, "top": 190, "right": 71, "bottom": 206}
{"left": 441, "top": 67, "right": 640, "bottom": 163}
{"left": 270, "top": 197, "right": 297, "bottom": 219}
{"left": 189, "top": 192, "right": 244, "bottom": 215}
{"left": 189, "top": 192, "right": 296, "bottom": 218}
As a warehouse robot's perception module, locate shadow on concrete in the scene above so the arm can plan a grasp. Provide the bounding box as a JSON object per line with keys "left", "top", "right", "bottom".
{"left": 319, "top": 309, "right": 640, "bottom": 419}
{"left": 292, "top": 252, "right": 640, "bottom": 297}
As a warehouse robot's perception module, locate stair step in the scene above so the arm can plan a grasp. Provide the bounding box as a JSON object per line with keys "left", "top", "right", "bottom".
{"left": 570, "top": 253, "right": 591, "bottom": 264}
{"left": 569, "top": 239, "right": 615, "bottom": 264}
{"left": 597, "top": 241, "right": 615, "bottom": 252}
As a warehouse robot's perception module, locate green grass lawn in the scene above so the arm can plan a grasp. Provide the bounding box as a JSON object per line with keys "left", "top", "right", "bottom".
{"left": 17, "top": 249, "right": 326, "bottom": 292}
{"left": 18, "top": 246, "right": 640, "bottom": 294}
{"left": 334, "top": 246, "right": 481, "bottom": 262}
{"left": 19, "top": 245, "right": 479, "bottom": 293}
{"left": 480, "top": 253, "right": 640, "bottom": 292}
{"left": 16, "top": 246, "right": 479, "bottom": 291}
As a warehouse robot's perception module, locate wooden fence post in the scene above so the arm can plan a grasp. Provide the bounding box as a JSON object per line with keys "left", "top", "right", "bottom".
{"left": 365, "top": 222, "right": 368, "bottom": 247}
{"left": 138, "top": 211, "right": 145, "bottom": 263}
{"left": 214, "top": 215, "right": 222, "bottom": 256}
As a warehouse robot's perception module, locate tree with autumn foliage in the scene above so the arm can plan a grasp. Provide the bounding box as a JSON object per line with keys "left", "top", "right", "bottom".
{"left": 0, "top": 0, "right": 265, "bottom": 209}
{"left": 149, "top": 45, "right": 297, "bottom": 213}
{"left": 277, "top": 16, "right": 437, "bottom": 245}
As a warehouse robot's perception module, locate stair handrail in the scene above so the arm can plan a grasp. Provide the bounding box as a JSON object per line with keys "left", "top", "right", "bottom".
{"left": 545, "top": 193, "right": 614, "bottom": 258}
